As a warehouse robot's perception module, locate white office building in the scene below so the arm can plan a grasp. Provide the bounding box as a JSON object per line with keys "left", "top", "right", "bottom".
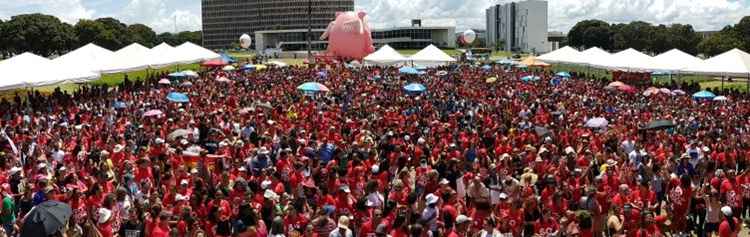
{"left": 486, "top": 0, "right": 549, "bottom": 53}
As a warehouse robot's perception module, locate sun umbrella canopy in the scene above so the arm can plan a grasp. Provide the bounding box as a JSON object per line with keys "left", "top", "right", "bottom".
{"left": 399, "top": 67, "right": 419, "bottom": 75}
{"left": 20, "top": 201, "right": 72, "bottom": 237}
{"left": 642, "top": 120, "right": 675, "bottom": 130}
{"left": 520, "top": 56, "right": 550, "bottom": 67}
{"left": 607, "top": 81, "right": 627, "bottom": 88}
{"left": 403, "top": 83, "right": 427, "bottom": 93}
{"left": 672, "top": 89, "right": 686, "bottom": 95}
{"left": 297, "top": 82, "right": 330, "bottom": 92}
{"left": 585, "top": 117, "right": 609, "bottom": 128}
{"left": 223, "top": 65, "right": 236, "bottom": 71}
{"left": 485, "top": 77, "right": 498, "bottom": 83}
{"left": 520, "top": 75, "right": 540, "bottom": 82}
{"left": 219, "top": 53, "right": 236, "bottom": 63}
{"left": 166, "top": 92, "right": 190, "bottom": 103}
{"left": 556, "top": 72, "right": 571, "bottom": 78}
{"left": 158, "top": 78, "right": 171, "bottom": 85}
{"left": 168, "top": 129, "right": 194, "bottom": 141}
{"left": 182, "top": 70, "right": 198, "bottom": 77}
{"left": 216, "top": 77, "right": 233, "bottom": 83}
{"left": 143, "top": 109, "right": 163, "bottom": 117}
{"left": 692, "top": 90, "right": 716, "bottom": 99}
{"left": 180, "top": 81, "right": 193, "bottom": 87}
{"left": 168, "top": 72, "right": 187, "bottom": 78}
{"left": 713, "top": 96, "right": 728, "bottom": 101}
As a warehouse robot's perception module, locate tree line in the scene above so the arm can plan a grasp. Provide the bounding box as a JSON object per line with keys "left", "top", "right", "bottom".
{"left": 0, "top": 13, "right": 202, "bottom": 58}
{"left": 567, "top": 16, "right": 750, "bottom": 57}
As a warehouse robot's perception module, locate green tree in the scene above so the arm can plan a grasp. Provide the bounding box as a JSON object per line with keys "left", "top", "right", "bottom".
{"left": 0, "top": 19, "right": 6, "bottom": 58}
{"left": 3, "top": 13, "right": 74, "bottom": 56}
{"left": 95, "top": 17, "right": 129, "bottom": 50}
{"left": 697, "top": 26, "right": 743, "bottom": 57}
{"left": 667, "top": 24, "right": 701, "bottom": 55}
{"left": 648, "top": 24, "right": 670, "bottom": 54}
{"left": 157, "top": 32, "right": 179, "bottom": 46}
{"left": 127, "top": 24, "right": 157, "bottom": 47}
{"left": 176, "top": 31, "right": 202, "bottom": 45}
{"left": 74, "top": 19, "right": 106, "bottom": 47}
{"left": 735, "top": 16, "right": 750, "bottom": 52}
{"left": 568, "top": 20, "right": 613, "bottom": 50}
{"left": 611, "top": 21, "right": 653, "bottom": 51}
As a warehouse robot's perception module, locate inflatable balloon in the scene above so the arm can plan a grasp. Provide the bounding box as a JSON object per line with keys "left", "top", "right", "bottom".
{"left": 320, "top": 11, "right": 375, "bottom": 60}
{"left": 239, "top": 34, "right": 252, "bottom": 49}
{"left": 463, "top": 30, "right": 476, "bottom": 44}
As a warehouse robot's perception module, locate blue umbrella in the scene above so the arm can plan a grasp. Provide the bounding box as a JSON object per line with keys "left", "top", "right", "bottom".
{"left": 481, "top": 65, "right": 492, "bottom": 70}
{"left": 219, "top": 53, "right": 236, "bottom": 63}
{"left": 399, "top": 67, "right": 419, "bottom": 75}
{"left": 415, "top": 65, "right": 427, "bottom": 71}
{"left": 692, "top": 90, "right": 716, "bottom": 99}
{"left": 113, "top": 101, "right": 127, "bottom": 109}
{"left": 297, "top": 82, "right": 330, "bottom": 93}
{"left": 403, "top": 83, "right": 427, "bottom": 93}
{"left": 242, "top": 64, "right": 256, "bottom": 71}
{"left": 168, "top": 72, "right": 187, "bottom": 78}
{"left": 496, "top": 59, "right": 515, "bottom": 65}
{"left": 166, "top": 92, "right": 190, "bottom": 103}
{"left": 556, "top": 71, "right": 571, "bottom": 78}
{"left": 521, "top": 75, "right": 540, "bottom": 82}
{"left": 317, "top": 70, "right": 328, "bottom": 78}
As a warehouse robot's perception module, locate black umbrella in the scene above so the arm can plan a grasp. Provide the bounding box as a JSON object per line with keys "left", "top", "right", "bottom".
{"left": 642, "top": 120, "right": 675, "bottom": 130}
{"left": 534, "top": 126, "right": 552, "bottom": 138}
{"left": 20, "top": 201, "right": 72, "bottom": 237}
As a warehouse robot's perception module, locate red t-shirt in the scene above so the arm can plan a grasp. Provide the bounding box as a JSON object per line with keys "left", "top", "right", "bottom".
{"left": 719, "top": 218, "right": 739, "bottom": 237}
{"left": 150, "top": 224, "right": 170, "bottom": 237}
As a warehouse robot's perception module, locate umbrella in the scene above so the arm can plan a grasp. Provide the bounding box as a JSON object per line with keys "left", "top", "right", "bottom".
{"left": 520, "top": 75, "right": 540, "bottom": 82}
{"left": 317, "top": 70, "right": 328, "bottom": 78}
{"left": 403, "top": 83, "right": 427, "bottom": 93}
{"left": 20, "top": 201, "right": 72, "bottom": 237}
{"left": 238, "top": 107, "right": 255, "bottom": 114}
{"left": 481, "top": 65, "right": 492, "bottom": 70}
{"left": 692, "top": 90, "right": 716, "bottom": 99}
{"left": 556, "top": 71, "right": 571, "bottom": 78}
{"left": 659, "top": 88, "right": 672, "bottom": 94}
{"left": 182, "top": 70, "right": 199, "bottom": 78}
{"left": 642, "top": 120, "right": 675, "bottom": 130}
{"left": 399, "top": 67, "right": 419, "bottom": 75}
{"left": 485, "top": 77, "right": 497, "bottom": 83}
{"left": 254, "top": 64, "right": 268, "bottom": 70}
{"left": 672, "top": 89, "right": 686, "bottom": 95}
{"left": 202, "top": 59, "right": 227, "bottom": 67}
{"left": 113, "top": 101, "right": 127, "bottom": 109}
{"left": 168, "top": 72, "right": 187, "bottom": 78}
{"left": 158, "top": 78, "right": 171, "bottom": 85}
{"left": 242, "top": 64, "right": 256, "bottom": 71}
{"left": 255, "top": 101, "right": 273, "bottom": 109}
{"left": 297, "top": 82, "right": 330, "bottom": 93}
{"left": 222, "top": 65, "right": 236, "bottom": 71}
{"left": 166, "top": 92, "right": 190, "bottom": 103}
{"left": 168, "top": 129, "right": 193, "bottom": 141}
{"left": 534, "top": 126, "right": 551, "bottom": 138}
{"left": 585, "top": 117, "right": 609, "bottom": 128}
{"left": 496, "top": 59, "right": 515, "bottom": 65}
{"left": 713, "top": 96, "right": 728, "bottom": 101}
{"left": 519, "top": 56, "right": 549, "bottom": 67}
{"left": 415, "top": 65, "right": 427, "bottom": 71}
{"left": 143, "top": 109, "right": 163, "bottom": 117}
{"left": 219, "top": 53, "right": 236, "bottom": 63}
{"left": 643, "top": 87, "right": 660, "bottom": 97}
{"left": 436, "top": 70, "right": 448, "bottom": 76}
{"left": 180, "top": 81, "right": 193, "bottom": 87}
{"left": 216, "top": 77, "right": 233, "bottom": 83}
{"left": 607, "top": 81, "right": 626, "bottom": 88}
{"left": 618, "top": 85, "right": 636, "bottom": 93}
{"left": 267, "top": 60, "right": 289, "bottom": 67}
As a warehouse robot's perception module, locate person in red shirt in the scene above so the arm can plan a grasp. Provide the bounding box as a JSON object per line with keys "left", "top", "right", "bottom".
{"left": 719, "top": 206, "right": 739, "bottom": 237}
{"left": 634, "top": 211, "right": 667, "bottom": 237}
{"left": 150, "top": 212, "right": 172, "bottom": 237}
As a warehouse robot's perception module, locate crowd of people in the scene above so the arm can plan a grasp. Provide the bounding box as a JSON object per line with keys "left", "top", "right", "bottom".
{"left": 0, "top": 61, "right": 749, "bottom": 237}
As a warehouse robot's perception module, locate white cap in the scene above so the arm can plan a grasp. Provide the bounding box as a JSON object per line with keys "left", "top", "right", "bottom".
{"left": 155, "top": 138, "right": 165, "bottom": 144}
{"left": 264, "top": 189, "right": 279, "bottom": 201}
{"left": 175, "top": 194, "right": 189, "bottom": 202}
{"left": 371, "top": 165, "right": 379, "bottom": 173}
{"left": 721, "top": 206, "right": 733, "bottom": 216}
{"left": 261, "top": 180, "right": 273, "bottom": 189}
{"left": 456, "top": 214, "right": 472, "bottom": 224}
{"left": 9, "top": 167, "right": 22, "bottom": 175}
{"left": 180, "top": 179, "right": 189, "bottom": 185}
{"left": 425, "top": 193, "right": 439, "bottom": 205}
{"left": 98, "top": 208, "right": 112, "bottom": 224}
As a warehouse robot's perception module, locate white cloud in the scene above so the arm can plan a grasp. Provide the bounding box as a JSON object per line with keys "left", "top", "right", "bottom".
{"left": 118, "top": 0, "right": 201, "bottom": 33}
{"left": 0, "top": 0, "right": 95, "bottom": 24}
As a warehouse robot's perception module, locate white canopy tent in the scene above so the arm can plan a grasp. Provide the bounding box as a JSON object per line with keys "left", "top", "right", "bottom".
{"left": 363, "top": 44, "right": 407, "bottom": 66}
{"left": 53, "top": 43, "right": 114, "bottom": 74}
{"left": 148, "top": 42, "right": 191, "bottom": 69}
{"left": 537, "top": 46, "right": 584, "bottom": 64}
{"left": 102, "top": 43, "right": 152, "bottom": 73}
{"left": 0, "top": 52, "right": 99, "bottom": 90}
{"left": 592, "top": 48, "right": 656, "bottom": 72}
{"left": 175, "top": 42, "right": 221, "bottom": 63}
{"left": 687, "top": 48, "right": 750, "bottom": 77}
{"left": 579, "top": 47, "right": 612, "bottom": 66}
{"left": 408, "top": 44, "right": 456, "bottom": 67}
{"left": 649, "top": 49, "right": 704, "bottom": 72}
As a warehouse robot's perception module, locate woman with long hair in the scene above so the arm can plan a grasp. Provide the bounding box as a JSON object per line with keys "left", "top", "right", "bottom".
{"left": 718, "top": 206, "right": 739, "bottom": 237}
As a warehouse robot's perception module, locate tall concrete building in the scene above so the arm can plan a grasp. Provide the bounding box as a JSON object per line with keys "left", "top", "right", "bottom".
{"left": 201, "top": 0, "right": 353, "bottom": 50}
{"left": 486, "top": 0, "right": 549, "bottom": 53}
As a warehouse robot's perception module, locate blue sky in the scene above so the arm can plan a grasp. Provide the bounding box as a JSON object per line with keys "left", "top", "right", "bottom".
{"left": 1, "top": 0, "right": 749, "bottom": 33}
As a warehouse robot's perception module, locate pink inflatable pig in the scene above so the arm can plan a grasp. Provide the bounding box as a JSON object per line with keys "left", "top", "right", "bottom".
{"left": 320, "top": 11, "right": 375, "bottom": 60}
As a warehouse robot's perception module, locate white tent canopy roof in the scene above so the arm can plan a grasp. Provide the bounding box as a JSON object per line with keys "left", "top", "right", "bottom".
{"left": 592, "top": 48, "right": 656, "bottom": 71}
{"left": 579, "top": 47, "right": 612, "bottom": 65}
{"left": 363, "top": 44, "right": 407, "bottom": 66}
{"left": 148, "top": 42, "right": 193, "bottom": 69}
{"left": 53, "top": 43, "right": 114, "bottom": 74}
{"left": 0, "top": 52, "right": 99, "bottom": 90}
{"left": 175, "top": 42, "right": 221, "bottom": 62}
{"left": 649, "top": 49, "right": 704, "bottom": 72}
{"left": 687, "top": 48, "right": 750, "bottom": 76}
{"left": 409, "top": 44, "right": 456, "bottom": 66}
{"left": 102, "top": 43, "right": 152, "bottom": 73}
{"left": 537, "top": 46, "right": 583, "bottom": 64}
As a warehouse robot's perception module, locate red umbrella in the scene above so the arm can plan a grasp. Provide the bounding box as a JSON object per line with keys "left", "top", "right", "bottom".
{"left": 618, "top": 85, "right": 637, "bottom": 94}
{"left": 202, "top": 59, "right": 227, "bottom": 67}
